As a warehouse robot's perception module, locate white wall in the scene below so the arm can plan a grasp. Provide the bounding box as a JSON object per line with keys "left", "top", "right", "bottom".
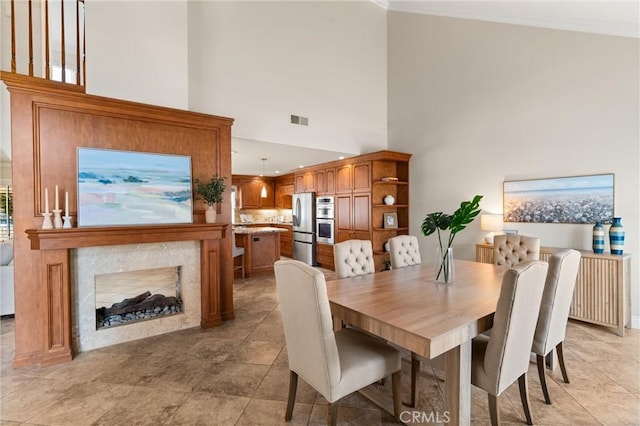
{"left": 187, "top": 1, "right": 387, "bottom": 154}
{"left": 387, "top": 12, "right": 640, "bottom": 323}
{"left": 85, "top": 0, "right": 189, "bottom": 110}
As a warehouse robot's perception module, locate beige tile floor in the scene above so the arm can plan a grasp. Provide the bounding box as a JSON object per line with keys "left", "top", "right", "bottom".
{"left": 1, "top": 271, "right": 639, "bottom": 425}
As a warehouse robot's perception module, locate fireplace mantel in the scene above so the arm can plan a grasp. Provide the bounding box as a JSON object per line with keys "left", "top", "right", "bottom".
{"left": 26, "top": 223, "right": 227, "bottom": 250}
{"left": 21, "top": 223, "right": 228, "bottom": 368}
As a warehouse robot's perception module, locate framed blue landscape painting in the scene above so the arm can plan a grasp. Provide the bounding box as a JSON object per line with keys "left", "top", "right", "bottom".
{"left": 77, "top": 148, "right": 193, "bottom": 227}
{"left": 503, "top": 174, "right": 614, "bottom": 224}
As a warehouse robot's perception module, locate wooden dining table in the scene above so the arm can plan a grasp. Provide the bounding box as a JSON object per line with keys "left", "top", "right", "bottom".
{"left": 325, "top": 259, "right": 507, "bottom": 426}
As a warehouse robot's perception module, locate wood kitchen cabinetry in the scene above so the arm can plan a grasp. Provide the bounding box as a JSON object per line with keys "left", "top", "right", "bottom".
{"left": 316, "top": 243, "right": 334, "bottom": 269}
{"left": 295, "top": 171, "right": 315, "bottom": 193}
{"left": 283, "top": 151, "right": 411, "bottom": 272}
{"left": 272, "top": 224, "right": 293, "bottom": 257}
{"left": 314, "top": 167, "right": 336, "bottom": 195}
{"left": 235, "top": 229, "right": 282, "bottom": 277}
{"left": 232, "top": 175, "right": 275, "bottom": 208}
{"left": 275, "top": 174, "right": 294, "bottom": 209}
{"left": 336, "top": 192, "right": 371, "bottom": 243}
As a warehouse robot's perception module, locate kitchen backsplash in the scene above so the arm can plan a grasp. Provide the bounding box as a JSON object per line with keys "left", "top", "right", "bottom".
{"left": 235, "top": 209, "right": 293, "bottom": 224}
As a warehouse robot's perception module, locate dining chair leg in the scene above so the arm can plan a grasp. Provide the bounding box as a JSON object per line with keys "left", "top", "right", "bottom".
{"left": 327, "top": 402, "right": 338, "bottom": 426}
{"left": 392, "top": 370, "right": 402, "bottom": 421}
{"left": 285, "top": 370, "right": 298, "bottom": 421}
{"left": 488, "top": 394, "right": 500, "bottom": 426}
{"left": 536, "top": 354, "right": 552, "bottom": 404}
{"left": 556, "top": 342, "right": 570, "bottom": 383}
{"left": 518, "top": 373, "right": 534, "bottom": 425}
{"left": 406, "top": 352, "right": 420, "bottom": 407}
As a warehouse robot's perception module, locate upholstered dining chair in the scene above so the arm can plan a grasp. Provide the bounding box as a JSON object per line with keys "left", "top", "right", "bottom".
{"left": 493, "top": 234, "right": 541, "bottom": 267}
{"left": 232, "top": 232, "right": 245, "bottom": 279}
{"left": 388, "top": 235, "right": 422, "bottom": 269}
{"left": 274, "top": 259, "right": 402, "bottom": 425}
{"left": 532, "top": 249, "right": 581, "bottom": 404}
{"left": 333, "top": 239, "right": 375, "bottom": 279}
{"left": 471, "top": 260, "right": 548, "bottom": 426}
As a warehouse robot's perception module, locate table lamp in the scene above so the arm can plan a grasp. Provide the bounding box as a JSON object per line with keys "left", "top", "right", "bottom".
{"left": 480, "top": 214, "right": 503, "bottom": 244}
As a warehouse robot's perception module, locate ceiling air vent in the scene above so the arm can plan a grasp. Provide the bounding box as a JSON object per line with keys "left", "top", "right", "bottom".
{"left": 290, "top": 115, "right": 309, "bottom": 126}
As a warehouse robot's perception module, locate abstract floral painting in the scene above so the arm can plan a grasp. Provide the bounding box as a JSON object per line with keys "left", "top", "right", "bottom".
{"left": 77, "top": 148, "right": 193, "bottom": 226}
{"left": 503, "top": 174, "right": 614, "bottom": 224}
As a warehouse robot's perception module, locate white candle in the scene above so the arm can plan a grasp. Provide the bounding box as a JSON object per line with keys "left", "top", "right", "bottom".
{"left": 55, "top": 185, "right": 59, "bottom": 210}
{"left": 44, "top": 188, "right": 49, "bottom": 213}
{"left": 65, "top": 191, "right": 69, "bottom": 217}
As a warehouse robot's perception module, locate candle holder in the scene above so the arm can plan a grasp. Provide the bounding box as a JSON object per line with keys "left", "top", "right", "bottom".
{"left": 63, "top": 215, "right": 73, "bottom": 229}
{"left": 42, "top": 212, "right": 53, "bottom": 229}
{"left": 53, "top": 209, "right": 63, "bottom": 229}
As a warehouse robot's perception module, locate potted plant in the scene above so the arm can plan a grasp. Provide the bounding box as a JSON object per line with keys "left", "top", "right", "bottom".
{"left": 194, "top": 174, "right": 227, "bottom": 223}
{"left": 421, "top": 195, "right": 483, "bottom": 283}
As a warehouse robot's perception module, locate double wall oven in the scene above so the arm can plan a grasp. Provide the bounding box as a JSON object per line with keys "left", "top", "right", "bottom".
{"left": 316, "top": 196, "right": 334, "bottom": 244}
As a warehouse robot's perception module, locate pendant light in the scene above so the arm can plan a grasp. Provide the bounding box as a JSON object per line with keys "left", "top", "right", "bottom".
{"left": 260, "top": 158, "right": 268, "bottom": 198}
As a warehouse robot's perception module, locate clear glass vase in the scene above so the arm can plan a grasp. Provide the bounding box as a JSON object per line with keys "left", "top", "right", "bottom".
{"left": 435, "top": 246, "right": 454, "bottom": 284}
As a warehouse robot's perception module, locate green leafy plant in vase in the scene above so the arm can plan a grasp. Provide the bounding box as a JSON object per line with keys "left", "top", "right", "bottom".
{"left": 421, "top": 195, "right": 483, "bottom": 283}
{"left": 194, "top": 174, "right": 227, "bottom": 223}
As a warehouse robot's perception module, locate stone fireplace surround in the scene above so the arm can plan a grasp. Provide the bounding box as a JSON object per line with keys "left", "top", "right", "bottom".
{"left": 73, "top": 241, "right": 200, "bottom": 352}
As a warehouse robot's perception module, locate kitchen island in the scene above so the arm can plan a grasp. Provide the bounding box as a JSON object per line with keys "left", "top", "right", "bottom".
{"left": 233, "top": 227, "right": 287, "bottom": 277}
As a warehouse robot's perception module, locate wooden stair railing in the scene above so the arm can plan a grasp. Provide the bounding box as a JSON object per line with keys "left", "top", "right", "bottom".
{"left": 7, "top": 0, "right": 85, "bottom": 87}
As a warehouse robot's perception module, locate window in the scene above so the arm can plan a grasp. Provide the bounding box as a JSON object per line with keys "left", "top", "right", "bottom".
{"left": 0, "top": 185, "right": 13, "bottom": 240}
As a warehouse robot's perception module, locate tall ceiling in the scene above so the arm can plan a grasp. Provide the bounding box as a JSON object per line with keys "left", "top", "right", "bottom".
{"left": 232, "top": 1, "right": 639, "bottom": 176}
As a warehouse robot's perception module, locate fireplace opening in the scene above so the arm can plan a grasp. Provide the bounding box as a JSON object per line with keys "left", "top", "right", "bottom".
{"left": 95, "top": 266, "right": 183, "bottom": 329}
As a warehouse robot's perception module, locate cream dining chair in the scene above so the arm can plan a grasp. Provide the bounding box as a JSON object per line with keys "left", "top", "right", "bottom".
{"left": 471, "top": 260, "right": 548, "bottom": 426}
{"left": 493, "top": 234, "right": 540, "bottom": 267}
{"left": 274, "top": 259, "right": 402, "bottom": 425}
{"left": 333, "top": 239, "right": 375, "bottom": 279}
{"left": 388, "top": 235, "right": 422, "bottom": 269}
{"left": 532, "top": 249, "right": 581, "bottom": 404}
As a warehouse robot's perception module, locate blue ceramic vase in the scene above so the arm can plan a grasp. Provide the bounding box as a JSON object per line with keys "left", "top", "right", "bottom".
{"left": 592, "top": 222, "right": 605, "bottom": 254}
{"left": 609, "top": 217, "right": 625, "bottom": 255}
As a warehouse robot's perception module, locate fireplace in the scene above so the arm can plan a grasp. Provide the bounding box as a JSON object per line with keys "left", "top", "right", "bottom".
{"left": 71, "top": 241, "right": 201, "bottom": 353}
{"left": 95, "top": 266, "right": 183, "bottom": 329}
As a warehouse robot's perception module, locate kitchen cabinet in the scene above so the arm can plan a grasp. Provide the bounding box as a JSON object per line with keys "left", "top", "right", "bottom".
{"left": 295, "top": 171, "right": 315, "bottom": 193}
{"left": 275, "top": 174, "right": 294, "bottom": 208}
{"left": 335, "top": 162, "right": 370, "bottom": 194}
{"left": 316, "top": 243, "right": 334, "bottom": 269}
{"left": 271, "top": 224, "right": 293, "bottom": 257}
{"left": 314, "top": 167, "right": 336, "bottom": 195}
{"left": 335, "top": 193, "right": 370, "bottom": 243}
{"left": 233, "top": 175, "right": 275, "bottom": 208}
{"left": 234, "top": 227, "right": 283, "bottom": 276}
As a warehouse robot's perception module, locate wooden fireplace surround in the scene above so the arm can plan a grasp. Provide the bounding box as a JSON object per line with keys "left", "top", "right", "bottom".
{"left": 2, "top": 74, "right": 235, "bottom": 368}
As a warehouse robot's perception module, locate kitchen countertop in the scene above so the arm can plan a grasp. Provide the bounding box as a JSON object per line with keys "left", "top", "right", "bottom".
{"left": 237, "top": 222, "right": 293, "bottom": 226}
{"left": 233, "top": 226, "right": 288, "bottom": 234}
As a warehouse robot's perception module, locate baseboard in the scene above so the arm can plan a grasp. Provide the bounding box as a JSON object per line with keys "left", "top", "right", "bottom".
{"left": 631, "top": 315, "right": 640, "bottom": 329}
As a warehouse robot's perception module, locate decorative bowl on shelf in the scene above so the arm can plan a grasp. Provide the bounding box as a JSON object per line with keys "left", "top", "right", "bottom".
{"left": 381, "top": 177, "right": 399, "bottom": 182}
{"left": 384, "top": 195, "right": 395, "bottom": 205}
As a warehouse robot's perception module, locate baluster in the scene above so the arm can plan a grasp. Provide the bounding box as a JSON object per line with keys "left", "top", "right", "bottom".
{"left": 45, "top": 0, "right": 50, "bottom": 79}
{"left": 75, "top": 0, "right": 81, "bottom": 84}
{"left": 61, "top": 0, "right": 66, "bottom": 82}
{"left": 28, "top": 0, "right": 34, "bottom": 76}
{"left": 10, "top": 0, "right": 16, "bottom": 72}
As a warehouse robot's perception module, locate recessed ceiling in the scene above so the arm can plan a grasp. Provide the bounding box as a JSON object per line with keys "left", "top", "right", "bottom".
{"left": 374, "top": 0, "right": 639, "bottom": 38}
{"left": 231, "top": 138, "right": 356, "bottom": 177}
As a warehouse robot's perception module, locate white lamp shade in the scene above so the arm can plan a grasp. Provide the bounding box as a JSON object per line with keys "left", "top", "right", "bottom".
{"left": 260, "top": 185, "right": 267, "bottom": 198}
{"left": 480, "top": 214, "right": 503, "bottom": 232}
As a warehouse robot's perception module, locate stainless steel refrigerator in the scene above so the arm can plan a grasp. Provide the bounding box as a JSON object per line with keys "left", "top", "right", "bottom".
{"left": 292, "top": 192, "right": 316, "bottom": 266}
